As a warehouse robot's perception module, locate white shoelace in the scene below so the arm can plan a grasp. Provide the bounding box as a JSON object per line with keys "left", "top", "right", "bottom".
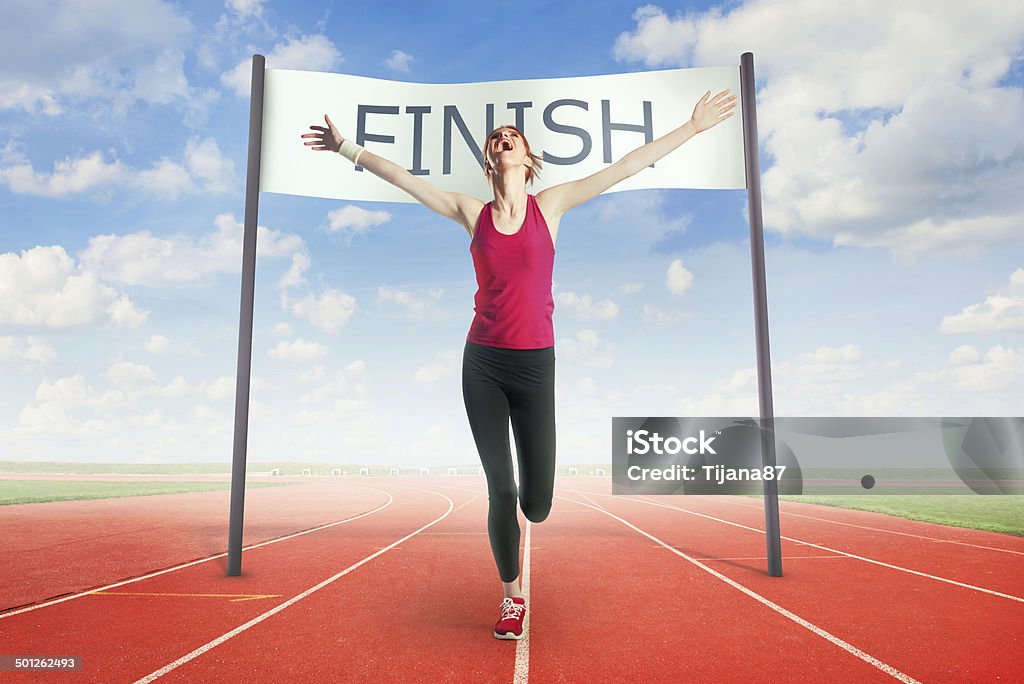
{"left": 500, "top": 597, "right": 525, "bottom": 620}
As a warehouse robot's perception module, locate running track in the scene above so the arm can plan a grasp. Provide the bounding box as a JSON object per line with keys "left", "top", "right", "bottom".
{"left": 1, "top": 476, "right": 1022, "bottom": 682}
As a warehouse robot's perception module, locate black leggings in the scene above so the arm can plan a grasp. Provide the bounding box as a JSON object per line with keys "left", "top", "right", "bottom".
{"left": 462, "top": 340, "right": 556, "bottom": 582}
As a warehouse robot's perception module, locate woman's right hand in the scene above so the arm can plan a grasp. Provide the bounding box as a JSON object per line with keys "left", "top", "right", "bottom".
{"left": 301, "top": 114, "right": 344, "bottom": 153}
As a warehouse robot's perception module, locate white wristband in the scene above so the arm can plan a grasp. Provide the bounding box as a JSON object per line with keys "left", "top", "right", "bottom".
{"left": 339, "top": 139, "right": 364, "bottom": 165}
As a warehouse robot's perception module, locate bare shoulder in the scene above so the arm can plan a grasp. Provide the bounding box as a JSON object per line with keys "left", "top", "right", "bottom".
{"left": 453, "top": 193, "right": 486, "bottom": 238}
{"left": 534, "top": 191, "right": 564, "bottom": 248}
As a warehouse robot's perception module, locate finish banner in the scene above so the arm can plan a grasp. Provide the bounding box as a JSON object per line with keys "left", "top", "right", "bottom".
{"left": 259, "top": 66, "right": 746, "bottom": 202}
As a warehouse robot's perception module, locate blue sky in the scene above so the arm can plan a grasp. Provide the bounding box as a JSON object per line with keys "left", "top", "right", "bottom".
{"left": 1, "top": 0, "right": 1022, "bottom": 465}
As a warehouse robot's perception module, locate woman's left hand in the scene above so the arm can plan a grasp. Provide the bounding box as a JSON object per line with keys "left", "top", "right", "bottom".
{"left": 690, "top": 89, "right": 737, "bottom": 133}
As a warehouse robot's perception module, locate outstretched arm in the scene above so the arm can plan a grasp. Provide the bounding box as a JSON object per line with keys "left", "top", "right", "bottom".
{"left": 537, "top": 89, "right": 737, "bottom": 218}
{"left": 301, "top": 115, "right": 483, "bottom": 237}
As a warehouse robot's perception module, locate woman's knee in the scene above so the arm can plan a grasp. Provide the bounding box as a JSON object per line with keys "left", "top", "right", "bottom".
{"left": 520, "top": 495, "right": 551, "bottom": 523}
{"left": 488, "top": 484, "right": 518, "bottom": 511}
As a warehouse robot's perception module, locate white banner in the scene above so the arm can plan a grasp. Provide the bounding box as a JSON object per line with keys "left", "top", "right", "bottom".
{"left": 260, "top": 66, "right": 746, "bottom": 202}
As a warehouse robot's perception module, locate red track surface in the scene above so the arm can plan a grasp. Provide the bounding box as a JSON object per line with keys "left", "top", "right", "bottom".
{"left": 2, "top": 476, "right": 1022, "bottom": 682}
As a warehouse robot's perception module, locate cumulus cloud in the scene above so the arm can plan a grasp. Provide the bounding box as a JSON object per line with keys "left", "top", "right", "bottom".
{"left": 414, "top": 350, "right": 459, "bottom": 383}
{"left": 558, "top": 291, "right": 619, "bottom": 321}
{"left": 327, "top": 205, "right": 393, "bottom": 241}
{"left": 0, "top": 246, "right": 148, "bottom": 328}
{"left": 641, "top": 304, "right": 687, "bottom": 324}
{"left": 0, "top": 137, "right": 236, "bottom": 200}
{"left": 287, "top": 289, "right": 357, "bottom": 333}
{"left": 105, "top": 361, "right": 158, "bottom": 387}
{"left": 946, "top": 345, "right": 980, "bottom": 366}
{"left": 79, "top": 213, "right": 303, "bottom": 286}
{"left": 666, "top": 259, "right": 694, "bottom": 296}
{"left": 0, "top": 336, "right": 56, "bottom": 364}
{"left": 222, "top": 34, "right": 342, "bottom": 96}
{"left": 612, "top": 2, "right": 1024, "bottom": 255}
{"left": 267, "top": 338, "right": 328, "bottom": 361}
{"left": 226, "top": 0, "right": 266, "bottom": 19}
{"left": 558, "top": 329, "right": 616, "bottom": 367}
{"left": 940, "top": 268, "right": 1024, "bottom": 333}
{"left": 377, "top": 286, "right": 443, "bottom": 313}
{"left": 922, "top": 345, "right": 1024, "bottom": 393}
{"left": 145, "top": 335, "right": 171, "bottom": 353}
{"left": 384, "top": 50, "right": 415, "bottom": 73}
{"left": 0, "top": 0, "right": 198, "bottom": 116}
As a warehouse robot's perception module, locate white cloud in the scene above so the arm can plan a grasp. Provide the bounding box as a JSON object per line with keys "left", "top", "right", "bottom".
{"left": 203, "top": 376, "right": 236, "bottom": 400}
{"left": 666, "top": 259, "right": 693, "bottom": 296}
{"left": 621, "top": 282, "right": 644, "bottom": 295}
{"left": 0, "top": 137, "right": 236, "bottom": 200}
{"left": 327, "top": 205, "right": 393, "bottom": 239}
{"left": 182, "top": 137, "right": 238, "bottom": 194}
{"left": 641, "top": 304, "right": 687, "bottom": 324}
{"left": 300, "top": 365, "right": 326, "bottom": 383}
{"left": 0, "top": 0, "right": 196, "bottom": 116}
{"left": 287, "top": 289, "right": 357, "bottom": 333}
{"left": 226, "top": 0, "right": 266, "bottom": 19}
{"left": 384, "top": 50, "right": 415, "bottom": 73}
{"left": 924, "top": 345, "right": 1024, "bottom": 393}
{"left": 0, "top": 336, "right": 56, "bottom": 364}
{"left": 0, "top": 81, "right": 61, "bottom": 115}
{"left": 268, "top": 338, "right": 328, "bottom": 361}
{"left": 947, "top": 345, "right": 980, "bottom": 366}
{"left": 271, "top": 322, "right": 294, "bottom": 337}
{"left": 0, "top": 245, "right": 147, "bottom": 328}
{"left": 378, "top": 286, "right": 443, "bottom": 313}
{"left": 940, "top": 269, "right": 1024, "bottom": 333}
{"left": 0, "top": 151, "right": 124, "bottom": 198}
{"left": 107, "top": 296, "right": 149, "bottom": 328}
{"left": 145, "top": 335, "right": 171, "bottom": 353}
{"left": 414, "top": 350, "right": 459, "bottom": 383}
{"left": 557, "top": 291, "right": 619, "bottom": 321}
{"left": 222, "top": 34, "right": 342, "bottom": 96}
{"left": 277, "top": 253, "right": 310, "bottom": 291}
{"left": 105, "top": 361, "right": 158, "bottom": 387}
{"left": 79, "top": 213, "right": 303, "bottom": 286}
{"left": 612, "top": 2, "right": 1024, "bottom": 255}
{"left": 558, "top": 329, "right": 616, "bottom": 368}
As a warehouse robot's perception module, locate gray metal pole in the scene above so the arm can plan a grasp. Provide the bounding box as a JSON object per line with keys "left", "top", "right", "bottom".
{"left": 228, "top": 54, "right": 266, "bottom": 577}
{"left": 740, "top": 51, "right": 783, "bottom": 577}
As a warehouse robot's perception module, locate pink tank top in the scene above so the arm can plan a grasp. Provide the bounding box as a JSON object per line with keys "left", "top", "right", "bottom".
{"left": 468, "top": 194, "right": 555, "bottom": 349}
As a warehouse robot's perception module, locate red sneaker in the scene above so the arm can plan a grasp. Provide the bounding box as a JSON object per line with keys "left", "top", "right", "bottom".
{"left": 493, "top": 597, "right": 526, "bottom": 640}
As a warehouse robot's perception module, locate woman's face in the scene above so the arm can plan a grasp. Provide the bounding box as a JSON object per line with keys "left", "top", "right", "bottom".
{"left": 486, "top": 127, "right": 532, "bottom": 175}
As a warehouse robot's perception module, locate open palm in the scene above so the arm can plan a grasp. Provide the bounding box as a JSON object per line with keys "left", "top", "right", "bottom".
{"left": 690, "top": 89, "right": 737, "bottom": 133}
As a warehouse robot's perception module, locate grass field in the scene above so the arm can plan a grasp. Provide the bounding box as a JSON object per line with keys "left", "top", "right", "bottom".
{"left": 0, "top": 480, "right": 299, "bottom": 506}
{"left": 779, "top": 495, "right": 1024, "bottom": 537}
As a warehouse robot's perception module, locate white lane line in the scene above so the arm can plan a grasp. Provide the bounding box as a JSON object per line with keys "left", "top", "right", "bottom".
{"left": 513, "top": 521, "right": 531, "bottom": 684}
{"left": 566, "top": 490, "right": 921, "bottom": 684}
{"left": 686, "top": 555, "right": 848, "bottom": 561}
{"left": 134, "top": 489, "right": 474, "bottom": 683}
{"left": 716, "top": 498, "right": 1024, "bottom": 556}
{"left": 597, "top": 493, "right": 1024, "bottom": 604}
{"left": 0, "top": 486, "right": 395, "bottom": 620}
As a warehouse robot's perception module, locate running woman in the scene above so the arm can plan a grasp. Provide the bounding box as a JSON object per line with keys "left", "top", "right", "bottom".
{"left": 301, "top": 88, "right": 735, "bottom": 639}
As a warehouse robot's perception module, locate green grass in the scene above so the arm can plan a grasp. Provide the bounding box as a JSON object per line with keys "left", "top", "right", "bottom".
{"left": 0, "top": 480, "right": 299, "bottom": 506}
{"left": 780, "top": 495, "right": 1024, "bottom": 537}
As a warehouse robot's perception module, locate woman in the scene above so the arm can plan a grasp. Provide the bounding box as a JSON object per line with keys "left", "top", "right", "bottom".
{"left": 302, "top": 88, "right": 736, "bottom": 639}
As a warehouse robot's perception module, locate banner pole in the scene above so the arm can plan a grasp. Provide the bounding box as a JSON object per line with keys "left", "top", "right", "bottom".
{"left": 227, "top": 53, "right": 266, "bottom": 577}
{"left": 740, "top": 51, "right": 783, "bottom": 577}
